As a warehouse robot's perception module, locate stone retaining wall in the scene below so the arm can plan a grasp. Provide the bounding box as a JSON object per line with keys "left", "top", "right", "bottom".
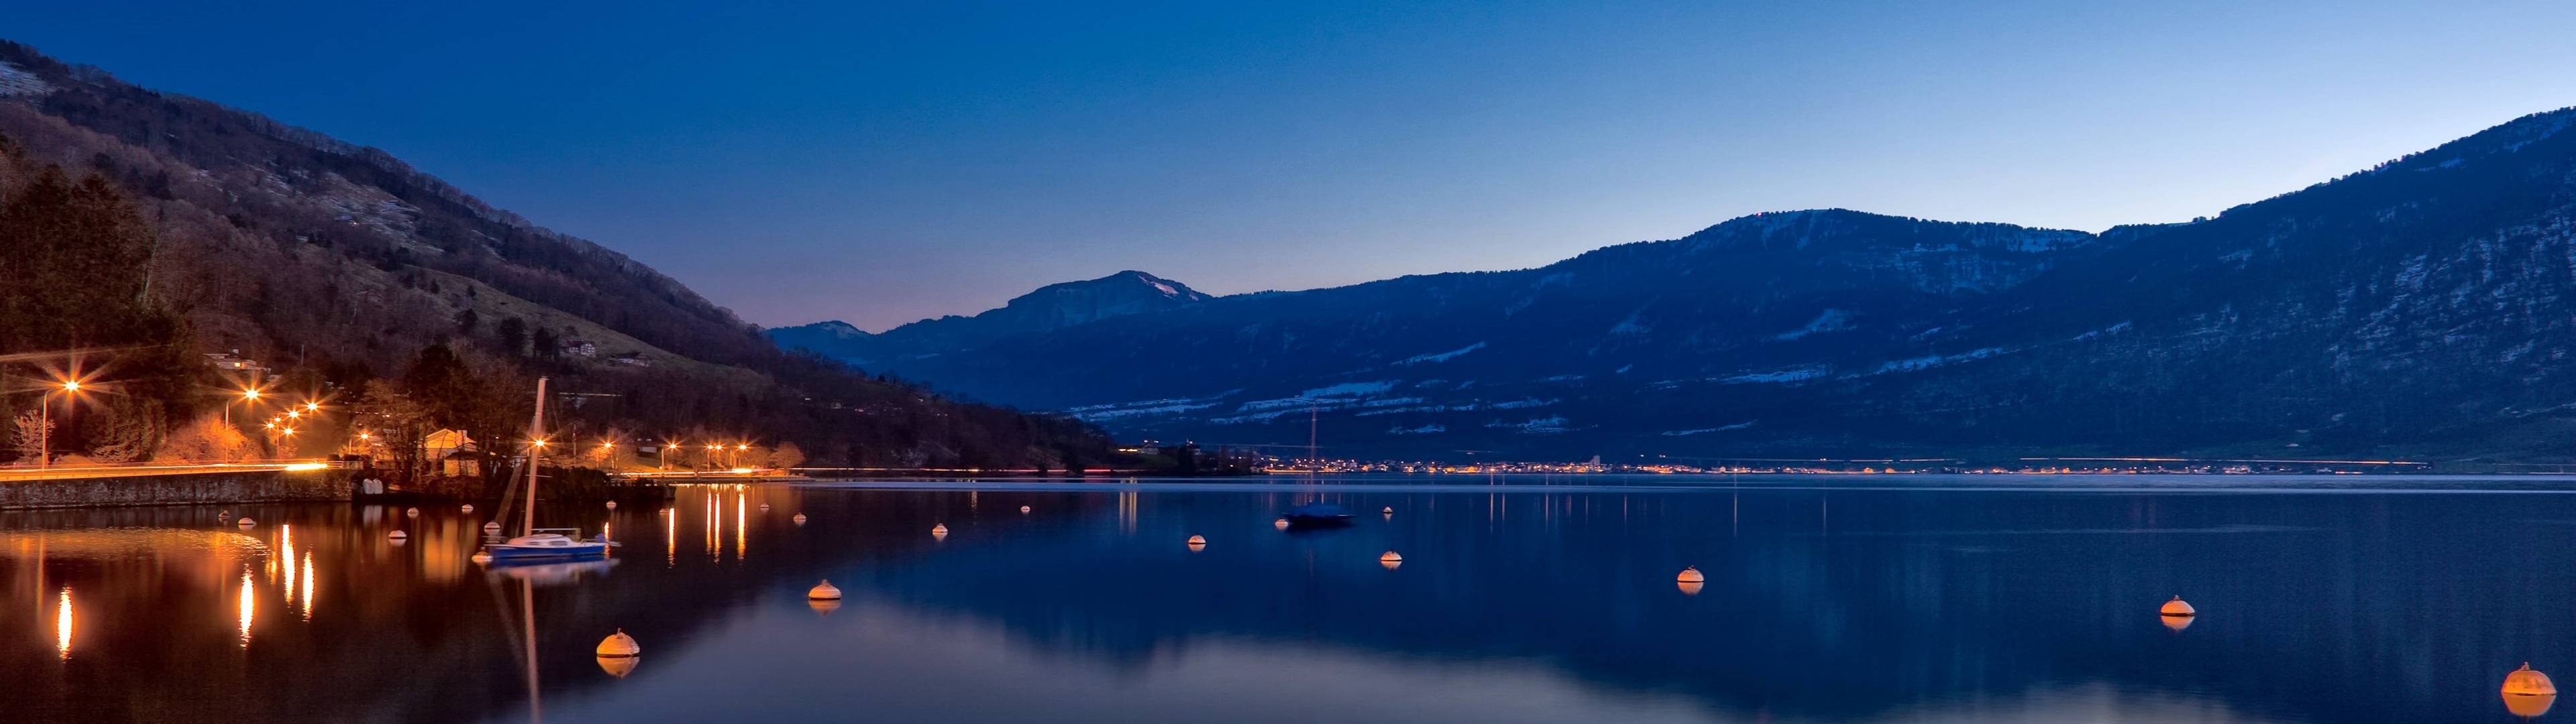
{"left": 0, "top": 470, "right": 354, "bottom": 509}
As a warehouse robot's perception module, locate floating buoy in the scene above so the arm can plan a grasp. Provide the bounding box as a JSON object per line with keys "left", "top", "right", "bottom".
{"left": 596, "top": 629, "right": 641, "bottom": 658}
{"left": 605, "top": 501, "right": 619, "bottom": 510}
{"left": 792, "top": 513, "right": 808, "bottom": 525}
{"left": 461, "top": 503, "right": 474, "bottom": 514}
{"left": 1676, "top": 566, "right": 1706, "bottom": 584}
{"left": 483, "top": 521, "right": 502, "bottom": 533}
{"left": 1187, "top": 534, "right": 1207, "bottom": 551}
{"left": 387, "top": 530, "right": 409, "bottom": 540}
{"left": 1020, "top": 505, "right": 1031, "bottom": 514}
{"left": 1383, "top": 506, "right": 1394, "bottom": 514}
{"left": 808, "top": 580, "right": 843, "bottom": 600}
{"left": 2508, "top": 663, "right": 2560, "bottom": 717}
{"left": 2507, "top": 663, "right": 2559, "bottom": 696}
{"left": 405, "top": 507, "right": 420, "bottom": 517}
{"left": 1677, "top": 580, "right": 1704, "bottom": 596}
{"left": 1273, "top": 518, "right": 1290, "bottom": 531}
{"left": 2159, "top": 595, "right": 2196, "bottom": 617}
{"left": 598, "top": 654, "right": 639, "bottom": 678}
{"left": 809, "top": 597, "right": 842, "bottom": 615}
{"left": 2162, "top": 613, "right": 2194, "bottom": 632}
{"left": 471, "top": 552, "right": 493, "bottom": 564}
{"left": 932, "top": 524, "right": 949, "bottom": 536}
{"left": 235, "top": 518, "right": 256, "bottom": 528}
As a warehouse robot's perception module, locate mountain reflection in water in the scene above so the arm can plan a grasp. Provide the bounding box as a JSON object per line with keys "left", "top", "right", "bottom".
{"left": 1, "top": 475, "right": 2572, "bottom": 723}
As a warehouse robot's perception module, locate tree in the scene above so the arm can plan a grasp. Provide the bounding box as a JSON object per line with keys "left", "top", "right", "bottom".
{"left": 158, "top": 414, "right": 252, "bottom": 463}
{"left": 768, "top": 441, "right": 805, "bottom": 469}
{"left": 495, "top": 317, "right": 528, "bottom": 357}
{"left": 532, "top": 326, "right": 559, "bottom": 361}
{"left": 11, "top": 410, "right": 52, "bottom": 464}
{"left": 85, "top": 395, "right": 162, "bottom": 463}
{"left": 455, "top": 308, "right": 479, "bottom": 335}
{"left": 350, "top": 379, "right": 430, "bottom": 482}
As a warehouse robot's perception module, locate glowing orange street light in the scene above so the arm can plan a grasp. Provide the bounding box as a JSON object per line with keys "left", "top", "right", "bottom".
{"left": 38, "top": 377, "right": 85, "bottom": 469}
{"left": 303, "top": 402, "right": 320, "bottom": 412}
{"left": 286, "top": 410, "right": 302, "bottom": 420}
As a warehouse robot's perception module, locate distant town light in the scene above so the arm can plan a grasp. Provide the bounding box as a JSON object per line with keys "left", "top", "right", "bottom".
{"left": 241, "top": 389, "right": 261, "bottom": 400}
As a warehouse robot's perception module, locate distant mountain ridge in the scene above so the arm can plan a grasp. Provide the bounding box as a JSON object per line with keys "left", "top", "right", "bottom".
{"left": 774, "top": 106, "right": 2576, "bottom": 463}
{"left": 774, "top": 269, "right": 1209, "bottom": 365}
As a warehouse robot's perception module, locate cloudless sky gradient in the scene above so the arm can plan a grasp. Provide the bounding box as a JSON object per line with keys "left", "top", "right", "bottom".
{"left": 12, "top": 1, "right": 2576, "bottom": 328}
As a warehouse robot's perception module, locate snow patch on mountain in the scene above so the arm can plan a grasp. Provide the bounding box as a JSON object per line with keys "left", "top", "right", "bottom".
{"left": 1663, "top": 422, "right": 1754, "bottom": 436}
{"left": 1721, "top": 367, "right": 1828, "bottom": 384}
{"left": 1397, "top": 342, "right": 1485, "bottom": 365}
{"left": 1870, "top": 347, "right": 2007, "bottom": 375}
{"left": 0, "top": 62, "right": 50, "bottom": 97}
{"left": 1486, "top": 416, "right": 1570, "bottom": 434}
{"left": 1774, "top": 309, "right": 1854, "bottom": 340}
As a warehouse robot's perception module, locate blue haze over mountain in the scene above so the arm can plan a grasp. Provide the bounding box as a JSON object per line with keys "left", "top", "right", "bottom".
{"left": 775, "top": 107, "right": 2576, "bottom": 461}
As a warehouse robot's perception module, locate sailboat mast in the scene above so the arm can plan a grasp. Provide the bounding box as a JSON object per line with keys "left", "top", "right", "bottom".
{"left": 523, "top": 377, "right": 547, "bottom": 536}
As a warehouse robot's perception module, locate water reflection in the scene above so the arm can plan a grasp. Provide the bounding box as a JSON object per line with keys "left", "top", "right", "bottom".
{"left": 54, "top": 586, "right": 70, "bottom": 659}
{"left": 5, "top": 477, "right": 2576, "bottom": 722}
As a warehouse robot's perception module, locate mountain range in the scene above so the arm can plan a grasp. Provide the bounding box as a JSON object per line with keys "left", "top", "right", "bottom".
{"left": 776, "top": 106, "right": 2576, "bottom": 464}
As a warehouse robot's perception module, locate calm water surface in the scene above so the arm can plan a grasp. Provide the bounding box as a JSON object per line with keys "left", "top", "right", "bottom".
{"left": 7, "top": 475, "right": 2576, "bottom": 723}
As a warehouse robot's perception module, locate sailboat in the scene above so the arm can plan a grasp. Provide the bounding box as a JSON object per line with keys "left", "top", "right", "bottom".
{"left": 482, "top": 377, "right": 612, "bottom": 562}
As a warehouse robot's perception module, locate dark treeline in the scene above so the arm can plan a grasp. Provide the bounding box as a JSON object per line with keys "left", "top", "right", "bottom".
{"left": 0, "top": 40, "right": 1123, "bottom": 477}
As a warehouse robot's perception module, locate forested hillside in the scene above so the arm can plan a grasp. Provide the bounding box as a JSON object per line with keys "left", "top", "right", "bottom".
{"left": 0, "top": 41, "right": 1117, "bottom": 477}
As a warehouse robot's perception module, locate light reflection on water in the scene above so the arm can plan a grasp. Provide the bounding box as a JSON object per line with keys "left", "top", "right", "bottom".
{"left": 0, "top": 475, "right": 2574, "bottom": 722}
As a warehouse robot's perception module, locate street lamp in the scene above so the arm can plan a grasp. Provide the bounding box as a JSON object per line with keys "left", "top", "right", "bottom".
{"left": 38, "top": 379, "right": 79, "bottom": 469}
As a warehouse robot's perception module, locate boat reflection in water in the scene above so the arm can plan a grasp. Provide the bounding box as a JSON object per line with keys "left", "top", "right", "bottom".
{"left": 7, "top": 476, "right": 2576, "bottom": 723}
{"left": 488, "top": 557, "right": 623, "bottom": 723}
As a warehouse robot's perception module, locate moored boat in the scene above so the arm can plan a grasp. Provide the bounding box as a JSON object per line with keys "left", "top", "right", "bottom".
{"left": 1282, "top": 502, "right": 1354, "bottom": 528}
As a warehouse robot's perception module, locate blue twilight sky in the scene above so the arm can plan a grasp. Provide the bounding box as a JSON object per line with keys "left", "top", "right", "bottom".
{"left": 12, "top": 2, "right": 2576, "bottom": 328}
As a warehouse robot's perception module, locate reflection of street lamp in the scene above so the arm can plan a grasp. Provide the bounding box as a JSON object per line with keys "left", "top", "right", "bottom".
{"left": 38, "top": 379, "right": 79, "bottom": 469}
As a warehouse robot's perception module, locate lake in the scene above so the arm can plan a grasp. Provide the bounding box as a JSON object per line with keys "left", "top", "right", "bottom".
{"left": 5, "top": 474, "right": 2575, "bottom": 723}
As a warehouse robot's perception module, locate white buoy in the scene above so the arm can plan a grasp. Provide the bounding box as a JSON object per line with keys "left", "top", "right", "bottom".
{"left": 1020, "top": 505, "right": 1031, "bottom": 514}
{"left": 461, "top": 503, "right": 474, "bottom": 514}
{"left": 388, "top": 530, "right": 409, "bottom": 540}
{"left": 596, "top": 629, "right": 641, "bottom": 658}
{"left": 808, "top": 580, "right": 843, "bottom": 600}
{"left": 792, "top": 513, "right": 808, "bottom": 525}
{"left": 405, "top": 507, "right": 419, "bottom": 517}
{"left": 1383, "top": 506, "right": 1394, "bottom": 514}
{"left": 235, "top": 518, "right": 256, "bottom": 528}
{"left": 606, "top": 501, "right": 619, "bottom": 510}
